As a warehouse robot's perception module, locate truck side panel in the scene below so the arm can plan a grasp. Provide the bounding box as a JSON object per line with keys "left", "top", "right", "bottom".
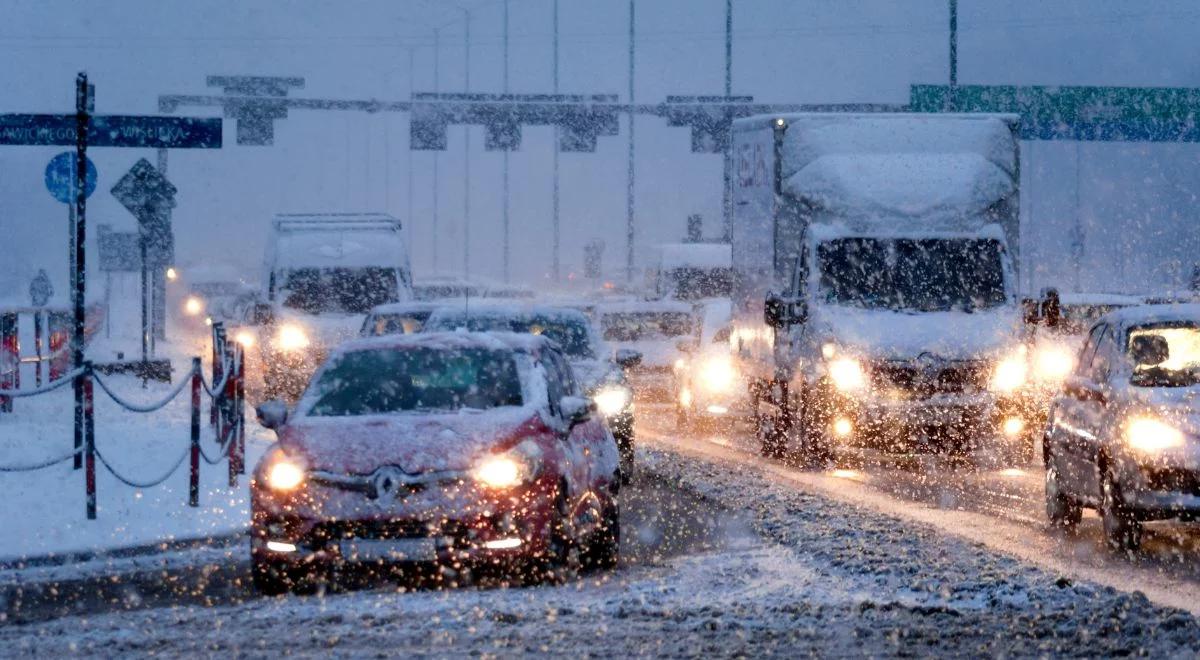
{"left": 730, "top": 123, "right": 781, "bottom": 384}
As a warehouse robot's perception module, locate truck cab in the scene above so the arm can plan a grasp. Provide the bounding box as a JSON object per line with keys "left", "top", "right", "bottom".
{"left": 730, "top": 113, "right": 1036, "bottom": 459}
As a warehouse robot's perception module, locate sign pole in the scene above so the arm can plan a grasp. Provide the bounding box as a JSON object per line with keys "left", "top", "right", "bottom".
{"left": 73, "top": 72, "right": 89, "bottom": 473}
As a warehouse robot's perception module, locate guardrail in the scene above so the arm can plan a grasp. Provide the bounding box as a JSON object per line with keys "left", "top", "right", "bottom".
{"left": 0, "top": 322, "right": 246, "bottom": 519}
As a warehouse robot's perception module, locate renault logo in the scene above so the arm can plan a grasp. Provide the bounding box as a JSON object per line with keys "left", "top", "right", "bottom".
{"left": 368, "top": 466, "right": 407, "bottom": 501}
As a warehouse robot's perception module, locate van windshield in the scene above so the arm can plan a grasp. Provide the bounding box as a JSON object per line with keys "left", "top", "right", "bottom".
{"left": 817, "top": 238, "right": 1008, "bottom": 313}
{"left": 279, "top": 267, "right": 399, "bottom": 314}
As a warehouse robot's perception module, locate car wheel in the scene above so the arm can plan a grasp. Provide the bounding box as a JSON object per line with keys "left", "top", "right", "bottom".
{"left": 582, "top": 501, "right": 620, "bottom": 571}
{"left": 1044, "top": 464, "right": 1081, "bottom": 529}
{"left": 525, "top": 487, "right": 577, "bottom": 585}
{"left": 1100, "top": 469, "right": 1142, "bottom": 551}
{"left": 252, "top": 557, "right": 292, "bottom": 596}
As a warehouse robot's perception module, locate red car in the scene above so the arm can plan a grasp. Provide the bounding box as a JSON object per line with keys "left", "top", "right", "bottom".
{"left": 250, "top": 331, "right": 621, "bottom": 594}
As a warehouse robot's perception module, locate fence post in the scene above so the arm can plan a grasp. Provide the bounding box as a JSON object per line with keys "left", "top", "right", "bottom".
{"left": 84, "top": 363, "right": 96, "bottom": 520}
{"left": 210, "top": 322, "right": 223, "bottom": 427}
{"left": 190, "top": 356, "right": 201, "bottom": 507}
{"left": 236, "top": 343, "right": 246, "bottom": 475}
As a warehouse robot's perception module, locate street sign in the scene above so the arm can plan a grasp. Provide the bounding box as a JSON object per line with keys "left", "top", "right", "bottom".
{"left": 97, "top": 225, "right": 141, "bottom": 272}
{"left": 910, "top": 84, "right": 1200, "bottom": 142}
{"left": 29, "top": 269, "right": 53, "bottom": 307}
{"left": 111, "top": 159, "right": 176, "bottom": 266}
{"left": 44, "top": 151, "right": 97, "bottom": 204}
{"left": 0, "top": 114, "right": 222, "bottom": 148}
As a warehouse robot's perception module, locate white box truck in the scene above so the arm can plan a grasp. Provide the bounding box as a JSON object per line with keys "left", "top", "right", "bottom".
{"left": 252, "top": 213, "right": 413, "bottom": 399}
{"left": 730, "top": 113, "right": 1036, "bottom": 459}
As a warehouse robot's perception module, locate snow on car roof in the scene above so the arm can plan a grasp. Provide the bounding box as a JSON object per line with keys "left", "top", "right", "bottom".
{"left": 336, "top": 330, "right": 553, "bottom": 356}
{"left": 593, "top": 299, "right": 695, "bottom": 315}
{"left": 1099, "top": 303, "right": 1200, "bottom": 329}
{"left": 368, "top": 301, "right": 449, "bottom": 315}
{"left": 427, "top": 303, "right": 593, "bottom": 323}
{"left": 1058, "top": 292, "right": 1144, "bottom": 306}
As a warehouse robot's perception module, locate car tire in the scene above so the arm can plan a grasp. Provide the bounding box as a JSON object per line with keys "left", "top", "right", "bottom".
{"left": 252, "top": 557, "right": 292, "bottom": 596}
{"left": 1100, "top": 469, "right": 1142, "bottom": 551}
{"left": 1044, "top": 464, "right": 1081, "bottom": 529}
{"left": 583, "top": 502, "right": 620, "bottom": 571}
{"left": 525, "top": 487, "right": 577, "bottom": 586}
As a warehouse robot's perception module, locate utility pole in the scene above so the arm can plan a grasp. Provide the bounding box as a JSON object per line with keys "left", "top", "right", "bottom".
{"left": 626, "top": 0, "right": 636, "bottom": 282}
{"left": 721, "top": 0, "right": 733, "bottom": 241}
{"left": 406, "top": 47, "right": 416, "bottom": 234}
{"left": 463, "top": 8, "right": 472, "bottom": 280}
{"left": 432, "top": 27, "right": 441, "bottom": 274}
{"left": 502, "top": 0, "right": 511, "bottom": 282}
{"left": 551, "top": 0, "right": 561, "bottom": 282}
{"left": 947, "top": 0, "right": 958, "bottom": 112}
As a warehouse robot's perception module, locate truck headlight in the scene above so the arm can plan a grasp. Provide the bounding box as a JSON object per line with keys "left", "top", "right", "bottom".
{"left": 277, "top": 324, "right": 310, "bottom": 351}
{"left": 990, "top": 355, "right": 1027, "bottom": 392}
{"left": 1125, "top": 417, "right": 1185, "bottom": 453}
{"left": 474, "top": 442, "right": 542, "bottom": 488}
{"left": 829, "top": 357, "right": 866, "bottom": 392}
{"left": 1033, "top": 346, "right": 1073, "bottom": 382}
{"left": 594, "top": 387, "right": 631, "bottom": 416}
{"left": 699, "top": 357, "right": 736, "bottom": 393}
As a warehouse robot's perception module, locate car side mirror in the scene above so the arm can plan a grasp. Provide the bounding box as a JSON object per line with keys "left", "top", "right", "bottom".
{"left": 1064, "top": 376, "right": 1106, "bottom": 406}
{"left": 1039, "top": 288, "right": 1061, "bottom": 329}
{"left": 764, "top": 292, "right": 808, "bottom": 328}
{"left": 615, "top": 348, "right": 642, "bottom": 369}
{"left": 560, "top": 395, "right": 595, "bottom": 427}
{"left": 256, "top": 400, "right": 290, "bottom": 429}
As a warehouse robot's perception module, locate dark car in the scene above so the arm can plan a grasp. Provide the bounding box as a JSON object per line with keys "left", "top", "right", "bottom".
{"left": 1044, "top": 304, "right": 1200, "bottom": 550}
{"left": 250, "top": 332, "right": 621, "bottom": 594}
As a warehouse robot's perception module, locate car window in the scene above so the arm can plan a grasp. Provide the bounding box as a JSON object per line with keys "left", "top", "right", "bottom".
{"left": 1074, "top": 324, "right": 1105, "bottom": 379}
{"left": 304, "top": 347, "right": 523, "bottom": 416}
{"left": 548, "top": 349, "right": 579, "bottom": 396}
{"left": 1078, "top": 324, "right": 1112, "bottom": 382}
{"left": 541, "top": 354, "right": 566, "bottom": 415}
{"left": 1087, "top": 326, "right": 1117, "bottom": 383}
{"left": 713, "top": 326, "right": 732, "bottom": 344}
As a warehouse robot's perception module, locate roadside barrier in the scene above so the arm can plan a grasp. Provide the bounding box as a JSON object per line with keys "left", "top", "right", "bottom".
{"left": 0, "top": 323, "right": 246, "bottom": 519}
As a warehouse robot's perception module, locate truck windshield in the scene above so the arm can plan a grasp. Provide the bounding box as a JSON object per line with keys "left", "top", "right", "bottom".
{"left": 818, "top": 238, "right": 1007, "bottom": 312}
{"left": 662, "top": 268, "right": 734, "bottom": 300}
{"left": 280, "top": 267, "right": 399, "bottom": 314}
{"left": 305, "top": 347, "right": 523, "bottom": 416}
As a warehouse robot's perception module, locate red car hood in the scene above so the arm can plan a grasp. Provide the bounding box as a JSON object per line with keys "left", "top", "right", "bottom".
{"left": 278, "top": 406, "right": 547, "bottom": 475}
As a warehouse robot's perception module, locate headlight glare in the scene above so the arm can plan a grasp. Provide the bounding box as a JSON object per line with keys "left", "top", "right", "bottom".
{"left": 990, "top": 355, "right": 1028, "bottom": 392}
{"left": 277, "top": 324, "right": 310, "bottom": 351}
{"left": 699, "top": 357, "right": 736, "bottom": 392}
{"left": 1125, "top": 417, "right": 1185, "bottom": 453}
{"left": 593, "top": 387, "right": 631, "bottom": 416}
{"left": 1033, "top": 346, "right": 1073, "bottom": 382}
{"left": 829, "top": 357, "right": 866, "bottom": 392}
{"left": 266, "top": 459, "right": 305, "bottom": 491}
{"left": 474, "top": 443, "right": 541, "bottom": 488}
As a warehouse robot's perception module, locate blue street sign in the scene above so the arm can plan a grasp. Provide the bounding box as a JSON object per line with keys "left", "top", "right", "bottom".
{"left": 0, "top": 114, "right": 222, "bottom": 149}
{"left": 44, "top": 151, "right": 97, "bottom": 204}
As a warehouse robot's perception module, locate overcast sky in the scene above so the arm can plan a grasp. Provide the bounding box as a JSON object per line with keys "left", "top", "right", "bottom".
{"left": 2, "top": 0, "right": 1200, "bottom": 297}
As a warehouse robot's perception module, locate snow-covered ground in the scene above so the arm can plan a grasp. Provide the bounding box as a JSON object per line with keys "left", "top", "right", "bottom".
{"left": 0, "top": 329, "right": 272, "bottom": 561}
{"left": 2, "top": 443, "right": 1196, "bottom": 656}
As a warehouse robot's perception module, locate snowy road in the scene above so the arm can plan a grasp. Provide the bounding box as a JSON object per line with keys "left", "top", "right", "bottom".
{"left": 637, "top": 404, "right": 1200, "bottom": 616}
{"left": 3, "top": 416, "right": 1200, "bottom": 655}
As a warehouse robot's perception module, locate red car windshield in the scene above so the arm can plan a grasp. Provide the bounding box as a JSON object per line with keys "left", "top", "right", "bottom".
{"left": 305, "top": 347, "right": 523, "bottom": 416}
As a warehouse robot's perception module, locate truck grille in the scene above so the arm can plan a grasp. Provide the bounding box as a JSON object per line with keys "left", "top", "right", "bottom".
{"left": 870, "top": 360, "right": 989, "bottom": 399}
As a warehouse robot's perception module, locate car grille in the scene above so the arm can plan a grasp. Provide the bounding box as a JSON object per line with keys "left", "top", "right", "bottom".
{"left": 870, "top": 360, "right": 989, "bottom": 399}
{"left": 311, "top": 519, "right": 467, "bottom": 543}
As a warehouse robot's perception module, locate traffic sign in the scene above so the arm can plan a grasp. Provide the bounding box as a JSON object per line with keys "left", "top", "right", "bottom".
{"left": 28, "top": 270, "right": 53, "bottom": 307}
{"left": 0, "top": 114, "right": 222, "bottom": 148}
{"left": 111, "top": 159, "right": 176, "bottom": 267}
{"left": 910, "top": 84, "right": 1200, "bottom": 142}
{"left": 44, "top": 151, "right": 97, "bottom": 204}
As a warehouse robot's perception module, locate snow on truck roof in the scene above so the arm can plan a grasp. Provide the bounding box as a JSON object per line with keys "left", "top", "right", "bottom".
{"left": 269, "top": 213, "right": 407, "bottom": 270}
{"left": 658, "top": 243, "right": 731, "bottom": 270}
{"left": 336, "top": 330, "right": 554, "bottom": 356}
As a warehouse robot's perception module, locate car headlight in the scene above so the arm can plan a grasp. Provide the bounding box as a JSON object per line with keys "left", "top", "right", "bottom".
{"left": 184, "top": 296, "right": 204, "bottom": 316}
{"left": 474, "top": 442, "right": 542, "bottom": 489}
{"left": 235, "top": 330, "right": 257, "bottom": 348}
{"left": 990, "top": 355, "right": 1028, "bottom": 392}
{"left": 699, "top": 357, "right": 736, "bottom": 393}
{"left": 1125, "top": 417, "right": 1186, "bottom": 453}
{"left": 829, "top": 357, "right": 866, "bottom": 392}
{"left": 262, "top": 450, "right": 306, "bottom": 491}
{"left": 276, "top": 324, "right": 310, "bottom": 351}
{"left": 1033, "top": 346, "right": 1073, "bottom": 382}
{"left": 593, "top": 387, "right": 632, "bottom": 416}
